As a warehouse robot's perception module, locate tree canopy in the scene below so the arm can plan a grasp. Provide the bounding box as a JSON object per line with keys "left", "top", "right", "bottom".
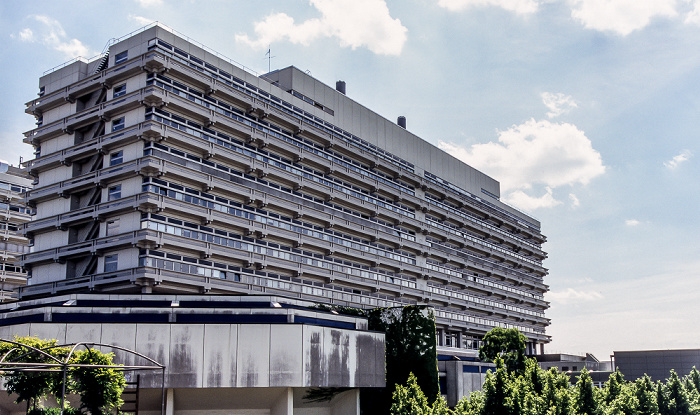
{"left": 478, "top": 327, "right": 527, "bottom": 374}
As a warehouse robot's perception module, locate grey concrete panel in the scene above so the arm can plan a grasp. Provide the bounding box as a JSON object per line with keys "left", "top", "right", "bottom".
{"left": 303, "top": 325, "right": 325, "bottom": 387}
{"left": 168, "top": 324, "right": 204, "bottom": 388}
{"left": 202, "top": 324, "right": 234, "bottom": 388}
{"left": 28, "top": 323, "right": 67, "bottom": 343}
{"left": 324, "top": 328, "right": 350, "bottom": 387}
{"left": 269, "top": 325, "right": 303, "bottom": 387}
{"left": 64, "top": 323, "right": 102, "bottom": 345}
{"left": 0, "top": 324, "right": 29, "bottom": 340}
{"left": 354, "top": 333, "right": 378, "bottom": 387}
{"left": 136, "top": 324, "right": 172, "bottom": 388}
{"left": 236, "top": 324, "right": 270, "bottom": 387}
{"left": 99, "top": 323, "right": 138, "bottom": 367}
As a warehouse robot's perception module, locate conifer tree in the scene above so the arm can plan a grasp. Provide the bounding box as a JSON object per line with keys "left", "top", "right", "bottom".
{"left": 482, "top": 357, "right": 512, "bottom": 415}
{"left": 634, "top": 375, "right": 658, "bottom": 415}
{"left": 575, "top": 368, "right": 600, "bottom": 415}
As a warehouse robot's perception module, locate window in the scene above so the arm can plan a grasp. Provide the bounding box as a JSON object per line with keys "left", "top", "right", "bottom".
{"left": 110, "top": 150, "right": 123, "bottom": 166}
{"left": 572, "top": 366, "right": 578, "bottom": 371}
{"left": 104, "top": 255, "right": 118, "bottom": 272}
{"left": 106, "top": 218, "right": 120, "bottom": 236}
{"left": 113, "top": 84, "right": 126, "bottom": 98}
{"left": 114, "top": 51, "right": 128, "bottom": 64}
{"left": 562, "top": 366, "right": 569, "bottom": 371}
{"left": 112, "top": 117, "right": 125, "bottom": 132}
{"left": 108, "top": 185, "right": 121, "bottom": 201}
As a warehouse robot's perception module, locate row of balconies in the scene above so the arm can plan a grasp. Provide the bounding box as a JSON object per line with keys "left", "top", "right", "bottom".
{"left": 25, "top": 51, "right": 163, "bottom": 117}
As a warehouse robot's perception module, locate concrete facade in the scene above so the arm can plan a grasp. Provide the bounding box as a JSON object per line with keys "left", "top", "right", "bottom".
{"left": 18, "top": 23, "right": 551, "bottom": 408}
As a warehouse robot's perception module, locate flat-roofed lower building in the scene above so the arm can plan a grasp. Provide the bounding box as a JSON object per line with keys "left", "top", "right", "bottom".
{"left": 614, "top": 349, "right": 700, "bottom": 382}
{"left": 15, "top": 23, "right": 551, "bottom": 409}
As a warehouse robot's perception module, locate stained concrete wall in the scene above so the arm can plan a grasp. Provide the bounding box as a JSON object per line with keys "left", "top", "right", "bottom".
{"left": 0, "top": 322, "right": 385, "bottom": 389}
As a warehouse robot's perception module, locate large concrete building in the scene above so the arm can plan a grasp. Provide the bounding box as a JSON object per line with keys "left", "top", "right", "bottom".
{"left": 0, "top": 163, "right": 33, "bottom": 303}
{"left": 13, "top": 24, "right": 550, "bottom": 411}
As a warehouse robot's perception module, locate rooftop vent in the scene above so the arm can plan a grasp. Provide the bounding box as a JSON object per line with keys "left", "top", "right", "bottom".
{"left": 397, "top": 116, "right": 406, "bottom": 129}
{"left": 336, "top": 80, "right": 346, "bottom": 95}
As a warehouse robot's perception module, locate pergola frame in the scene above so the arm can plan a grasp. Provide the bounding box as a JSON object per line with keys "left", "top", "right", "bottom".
{"left": 0, "top": 339, "right": 166, "bottom": 415}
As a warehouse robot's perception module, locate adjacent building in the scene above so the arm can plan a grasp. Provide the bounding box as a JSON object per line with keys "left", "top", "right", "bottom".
{"left": 0, "top": 163, "right": 32, "bottom": 302}
{"left": 11, "top": 23, "right": 551, "bottom": 411}
{"left": 614, "top": 349, "right": 700, "bottom": 382}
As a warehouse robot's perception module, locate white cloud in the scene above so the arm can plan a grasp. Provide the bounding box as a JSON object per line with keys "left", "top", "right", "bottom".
{"left": 569, "top": 193, "right": 580, "bottom": 207}
{"left": 437, "top": 0, "right": 539, "bottom": 14}
{"left": 625, "top": 219, "right": 640, "bottom": 226}
{"left": 570, "top": 0, "right": 678, "bottom": 36}
{"left": 547, "top": 287, "right": 603, "bottom": 304}
{"left": 128, "top": 14, "right": 157, "bottom": 26}
{"left": 135, "top": 0, "right": 163, "bottom": 6}
{"left": 663, "top": 149, "right": 692, "bottom": 169}
{"left": 235, "top": 0, "right": 408, "bottom": 56}
{"left": 438, "top": 119, "right": 605, "bottom": 210}
{"left": 541, "top": 92, "right": 578, "bottom": 118}
{"left": 13, "top": 15, "right": 91, "bottom": 59}
{"left": 686, "top": 0, "right": 700, "bottom": 24}
{"left": 17, "top": 28, "right": 34, "bottom": 42}
{"left": 505, "top": 187, "right": 562, "bottom": 210}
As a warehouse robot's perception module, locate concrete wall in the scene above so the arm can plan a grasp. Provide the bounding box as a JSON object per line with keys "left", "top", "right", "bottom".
{"left": 0, "top": 321, "right": 385, "bottom": 389}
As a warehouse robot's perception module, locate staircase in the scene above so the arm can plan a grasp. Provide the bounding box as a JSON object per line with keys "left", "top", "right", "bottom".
{"left": 120, "top": 374, "right": 140, "bottom": 415}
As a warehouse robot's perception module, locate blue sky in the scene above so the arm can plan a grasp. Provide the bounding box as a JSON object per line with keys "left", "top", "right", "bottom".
{"left": 1, "top": 0, "right": 698, "bottom": 359}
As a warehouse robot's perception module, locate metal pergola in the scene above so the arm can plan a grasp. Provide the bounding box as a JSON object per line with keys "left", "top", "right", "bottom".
{"left": 0, "top": 339, "right": 166, "bottom": 415}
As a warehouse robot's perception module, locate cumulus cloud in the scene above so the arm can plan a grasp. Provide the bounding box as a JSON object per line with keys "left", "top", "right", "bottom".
{"left": 625, "top": 219, "right": 640, "bottom": 226}
{"left": 541, "top": 92, "right": 578, "bottom": 118}
{"left": 235, "top": 0, "right": 408, "bottom": 56}
{"left": 547, "top": 287, "right": 603, "bottom": 304}
{"left": 128, "top": 14, "right": 157, "bottom": 26}
{"left": 438, "top": 119, "right": 605, "bottom": 210}
{"left": 437, "top": 0, "right": 539, "bottom": 14}
{"left": 570, "top": 0, "right": 677, "bottom": 36}
{"left": 12, "top": 15, "right": 91, "bottom": 59}
{"left": 663, "top": 149, "right": 692, "bottom": 169}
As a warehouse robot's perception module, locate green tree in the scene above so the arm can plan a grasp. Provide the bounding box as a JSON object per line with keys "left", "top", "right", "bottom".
{"left": 68, "top": 348, "right": 126, "bottom": 415}
{"left": 479, "top": 328, "right": 527, "bottom": 374}
{"left": 603, "top": 370, "right": 625, "bottom": 406}
{"left": 574, "top": 368, "right": 600, "bottom": 415}
{"left": 454, "top": 391, "right": 484, "bottom": 415}
{"left": 661, "top": 371, "right": 695, "bottom": 415}
{"left": 391, "top": 373, "right": 430, "bottom": 415}
{"left": 634, "top": 375, "right": 658, "bottom": 415}
{"left": 0, "top": 336, "right": 68, "bottom": 413}
{"left": 482, "top": 357, "right": 513, "bottom": 415}
{"left": 688, "top": 367, "right": 700, "bottom": 394}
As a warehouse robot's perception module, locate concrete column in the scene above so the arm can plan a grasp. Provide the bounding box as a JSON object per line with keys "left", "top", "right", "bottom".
{"left": 445, "top": 360, "right": 463, "bottom": 407}
{"left": 270, "top": 387, "right": 293, "bottom": 415}
{"left": 165, "top": 388, "right": 174, "bottom": 415}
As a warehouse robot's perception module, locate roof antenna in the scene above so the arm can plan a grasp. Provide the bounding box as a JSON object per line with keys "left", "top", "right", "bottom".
{"left": 265, "top": 46, "right": 276, "bottom": 73}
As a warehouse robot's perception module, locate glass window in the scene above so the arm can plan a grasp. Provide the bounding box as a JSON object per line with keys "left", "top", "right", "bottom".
{"left": 110, "top": 150, "right": 123, "bottom": 166}
{"left": 113, "top": 84, "right": 126, "bottom": 98}
{"left": 108, "top": 185, "right": 121, "bottom": 201}
{"left": 114, "top": 51, "right": 128, "bottom": 64}
{"left": 112, "top": 117, "right": 125, "bottom": 132}
{"left": 104, "top": 254, "right": 118, "bottom": 272}
{"left": 106, "top": 218, "right": 120, "bottom": 236}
